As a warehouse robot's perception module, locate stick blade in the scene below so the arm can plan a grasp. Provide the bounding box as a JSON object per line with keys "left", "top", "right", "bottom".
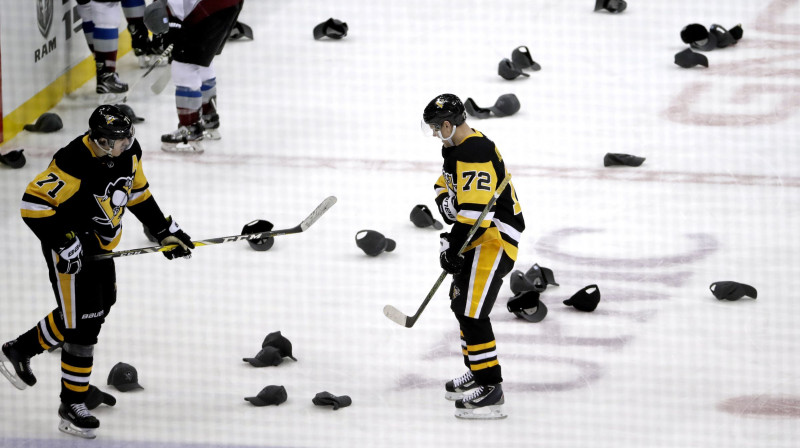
{"left": 299, "top": 196, "right": 337, "bottom": 231}
{"left": 150, "top": 69, "right": 171, "bottom": 94}
{"left": 383, "top": 305, "right": 413, "bottom": 327}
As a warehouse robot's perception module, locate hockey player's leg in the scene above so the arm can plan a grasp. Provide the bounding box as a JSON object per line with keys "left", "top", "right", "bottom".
{"left": 58, "top": 341, "right": 99, "bottom": 438}
{"left": 0, "top": 340, "right": 36, "bottom": 390}
{"left": 454, "top": 383, "right": 507, "bottom": 420}
{"left": 121, "top": 0, "right": 152, "bottom": 68}
{"left": 58, "top": 402, "right": 99, "bottom": 439}
{"left": 92, "top": 1, "right": 128, "bottom": 102}
{"left": 200, "top": 72, "right": 220, "bottom": 140}
{"left": 162, "top": 62, "right": 205, "bottom": 153}
{"left": 0, "top": 310, "right": 64, "bottom": 390}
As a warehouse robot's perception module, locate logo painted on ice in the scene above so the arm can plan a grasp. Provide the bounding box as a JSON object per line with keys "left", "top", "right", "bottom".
{"left": 36, "top": 0, "right": 54, "bottom": 39}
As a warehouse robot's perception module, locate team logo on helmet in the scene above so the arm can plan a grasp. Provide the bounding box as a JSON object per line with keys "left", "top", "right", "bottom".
{"left": 93, "top": 176, "right": 133, "bottom": 228}
{"left": 435, "top": 98, "right": 445, "bottom": 109}
{"left": 104, "top": 114, "right": 118, "bottom": 125}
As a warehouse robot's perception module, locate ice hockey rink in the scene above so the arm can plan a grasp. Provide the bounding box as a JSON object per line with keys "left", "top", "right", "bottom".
{"left": 2, "top": 0, "right": 800, "bottom": 446}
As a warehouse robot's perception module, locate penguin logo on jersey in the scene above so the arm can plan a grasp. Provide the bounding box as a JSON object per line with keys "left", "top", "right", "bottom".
{"left": 93, "top": 176, "right": 133, "bottom": 228}
{"left": 443, "top": 172, "right": 456, "bottom": 193}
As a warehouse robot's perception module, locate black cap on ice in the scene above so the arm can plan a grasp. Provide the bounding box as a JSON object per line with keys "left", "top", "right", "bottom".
{"left": 604, "top": 153, "right": 646, "bottom": 167}
{"left": 465, "top": 94, "right": 521, "bottom": 119}
{"left": 85, "top": 385, "right": 116, "bottom": 410}
{"left": 245, "top": 385, "right": 287, "bottom": 406}
{"left": 674, "top": 48, "right": 709, "bottom": 68}
{"left": 409, "top": 205, "right": 443, "bottom": 230}
{"left": 262, "top": 331, "right": 298, "bottom": 361}
{"left": 709, "top": 281, "right": 757, "bottom": 301}
{"left": 507, "top": 291, "right": 548, "bottom": 323}
{"left": 243, "top": 346, "right": 284, "bottom": 367}
{"left": 511, "top": 46, "right": 541, "bottom": 71}
{"left": 107, "top": 362, "right": 144, "bottom": 392}
{"left": 0, "top": 149, "right": 26, "bottom": 169}
{"left": 510, "top": 263, "right": 558, "bottom": 295}
{"left": 313, "top": 18, "right": 348, "bottom": 40}
{"left": 595, "top": 0, "right": 627, "bottom": 13}
{"left": 312, "top": 391, "right": 352, "bottom": 410}
{"left": 498, "top": 58, "right": 529, "bottom": 80}
{"left": 355, "top": 230, "right": 396, "bottom": 256}
{"left": 563, "top": 285, "right": 601, "bottom": 312}
{"left": 114, "top": 103, "right": 145, "bottom": 123}
{"left": 242, "top": 219, "right": 275, "bottom": 251}
{"left": 24, "top": 113, "right": 63, "bottom": 133}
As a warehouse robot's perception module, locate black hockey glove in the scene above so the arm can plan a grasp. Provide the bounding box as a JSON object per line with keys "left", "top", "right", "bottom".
{"left": 153, "top": 216, "right": 194, "bottom": 260}
{"left": 439, "top": 232, "right": 464, "bottom": 275}
{"left": 55, "top": 231, "right": 83, "bottom": 275}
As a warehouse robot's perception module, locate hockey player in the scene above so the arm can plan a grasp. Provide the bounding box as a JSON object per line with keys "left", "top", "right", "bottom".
{"left": 0, "top": 105, "right": 194, "bottom": 439}
{"left": 422, "top": 94, "right": 525, "bottom": 419}
{"left": 144, "top": 0, "right": 244, "bottom": 153}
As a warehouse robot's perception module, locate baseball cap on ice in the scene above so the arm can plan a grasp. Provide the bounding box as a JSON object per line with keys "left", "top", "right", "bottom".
{"left": 243, "top": 346, "right": 284, "bottom": 367}
{"left": 498, "top": 58, "right": 529, "bottom": 80}
{"left": 313, "top": 18, "right": 348, "bottom": 40}
{"left": 409, "top": 205, "right": 443, "bottom": 230}
{"left": 464, "top": 94, "right": 521, "bottom": 119}
{"left": 107, "top": 362, "right": 144, "bottom": 391}
{"left": 674, "top": 48, "right": 709, "bottom": 69}
{"left": 594, "top": 0, "right": 627, "bottom": 13}
{"left": 511, "top": 46, "right": 541, "bottom": 71}
{"left": 563, "top": 285, "right": 601, "bottom": 312}
{"left": 709, "top": 281, "right": 757, "bottom": 301}
{"left": 261, "top": 331, "right": 298, "bottom": 361}
{"left": 355, "top": 230, "right": 396, "bottom": 256}
{"left": 85, "top": 385, "right": 116, "bottom": 410}
{"left": 24, "top": 113, "right": 63, "bottom": 133}
{"left": 604, "top": 153, "right": 646, "bottom": 167}
{"left": 245, "top": 385, "right": 287, "bottom": 406}
{"left": 507, "top": 290, "right": 548, "bottom": 323}
{"left": 0, "top": 149, "right": 26, "bottom": 169}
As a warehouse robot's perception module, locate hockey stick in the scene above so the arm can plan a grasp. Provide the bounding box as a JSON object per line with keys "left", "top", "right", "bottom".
{"left": 91, "top": 196, "right": 337, "bottom": 260}
{"left": 122, "top": 43, "right": 173, "bottom": 103}
{"left": 150, "top": 65, "right": 172, "bottom": 94}
{"left": 383, "top": 175, "right": 512, "bottom": 328}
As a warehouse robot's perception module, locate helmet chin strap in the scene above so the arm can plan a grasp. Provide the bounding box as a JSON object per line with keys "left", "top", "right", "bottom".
{"left": 437, "top": 125, "right": 457, "bottom": 147}
{"left": 92, "top": 138, "right": 113, "bottom": 157}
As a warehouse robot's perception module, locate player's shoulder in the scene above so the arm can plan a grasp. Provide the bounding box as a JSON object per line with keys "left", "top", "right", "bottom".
{"left": 52, "top": 134, "right": 94, "bottom": 176}
{"left": 456, "top": 130, "right": 497, "bottom": 160}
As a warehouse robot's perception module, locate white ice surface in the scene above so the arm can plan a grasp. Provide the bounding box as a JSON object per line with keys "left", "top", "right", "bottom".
{"left": 1, "top": 1, "right": 800, "bottom": 447}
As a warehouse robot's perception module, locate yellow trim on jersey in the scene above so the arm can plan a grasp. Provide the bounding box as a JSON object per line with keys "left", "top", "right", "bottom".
{"left": 467, "top": 340, "right": 496, "bottom": 352}
{"left": 57, "top": 271, "right": 75, "bottom": 328}
{"left": 24, "top": 160, "right": 82, "bottom": 209}
{"left": 457, "top": 130, "right": 483, "bottom": 145}
{"left": 36, "top": 327, "right": 51, "bottom": 350}
{"left": 61, "top": 363, "right": 93, "bottom": 374}
{"left": 96, "top": 231, "right": 123, "bottom": 251}
{"left": 465, "top": 226, "right": 518, "bottom": 261}
{"left": 455, "top": 161, "right": 497, "bottom": 207}
{"left": 467, "top": 241, "right": 503, "bottom": 317}
{"left": 47, "top": 312, "right": 64, "bottom": 341}
{"left": 471, "top": 360, "right": 500, "bottom": 371}
{"left": 63, "top": 382, "right": 90, "bottom": 392}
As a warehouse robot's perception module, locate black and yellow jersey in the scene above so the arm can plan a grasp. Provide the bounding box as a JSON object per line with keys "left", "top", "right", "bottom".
{"left": 20, "top": 134, "right": 169, "bottom": 253}
{"left": 434, "top": 130, "right": 524, "bottom": 260}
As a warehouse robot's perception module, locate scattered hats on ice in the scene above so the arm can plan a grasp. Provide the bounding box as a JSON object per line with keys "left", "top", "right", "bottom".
{"left": 114, "top": 103, "right": 145, "bottom": 123}
{"left": 594, "top": 0, "right": 627, "bottom": 13}
{"left": 410, "top": 204, "right": 444, "bottom": 230}
{"left": 242, "top": 219, "right": 275, "bottom": 251}
{"left": 107, "top": 362, "right": 144, "bottom": 392}
{"left": 507, "top": 290, "right": 548, "bottom": 323}
{"left": 511, "top": 46, "right": 541, "bottom": 72}
{"left": 313, "top": 18, "right": 348, "bottom": 40}
{"left": 498, "top": 58, "right": 529, "bottom": 80}
{"left": 262, "top": 331, "right": 298, "bottom": 361}
{"left": 680, "top": 23, "right": 743, "bottom": 51}
{"left": 355, "top": 230, "right": 396, "bottom": 256}
{"left": 23, "top": 112, "right": 63, "bottom": 133}
{"left": 510, "top": 263, "right": 558, "bottom": 294}
{"left": 0, "top": 149, "right": 26, "bottom": 169}
{"left": 245, "top": 385, "right": 287, "bottom": 406}
{"left": 85, "top": 385, "right": 116, "bottom": 410}
{"left": 674, "top": 48, "right": 709, "bottom": 69}
{"left": 604, "top": 153, "right": 646, "bottom": 167}
{"left": 709, "top": 281, "right": 757, "bottom": 301}
{"left": 465, "top": 94, "right": 521, "bottom": 119}
{"left": 563, "top": 285, "right": 601, "bottom": 312}
{"left": 312, "top": 391, "right": 352, "bottom": 410}
{"left": 243, "top": 346, "right": 284, "bottom": 367}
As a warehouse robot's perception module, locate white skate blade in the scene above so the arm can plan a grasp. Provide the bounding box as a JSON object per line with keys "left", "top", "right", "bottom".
{"left": 0, "top": 353, "right": 28, "bottom": 390}
{"left": 97, "top": 92, "right": 126, "bottom": 105}
{"left": 203, "top": 129, "right": 221, "bottom": 140}
{"left": 445, "top": 391, "right": 465, "bottom": 401}
{"left": 161, "top": 141, "right": 205, "bottom": 154}
{"left": 58, "top": 419, "right": 96, "bottom": 439}
{"left": 454, "top": 405, "right": 508, "bottom": 420}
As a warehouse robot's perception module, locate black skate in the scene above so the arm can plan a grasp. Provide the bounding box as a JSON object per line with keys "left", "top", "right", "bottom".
{"left": 58, "top": 402, "right": 99, "bottom": 439}
{"left": 161, "top": 124, "right": 205, "bottom": 153}
{"left": 445, "top": 370, "right": 478, "bottom": 401}
{"left": 202, "top": 113, "right": 221, "bottom": 140}
{"left": 454, "top": 383, "right": 507, "bottom": 420}
{"left": 96, "top": 72, "right": 128, "bottom": 104}
{"left": 0, "top": 340, "right": 36, "bottom": 390}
